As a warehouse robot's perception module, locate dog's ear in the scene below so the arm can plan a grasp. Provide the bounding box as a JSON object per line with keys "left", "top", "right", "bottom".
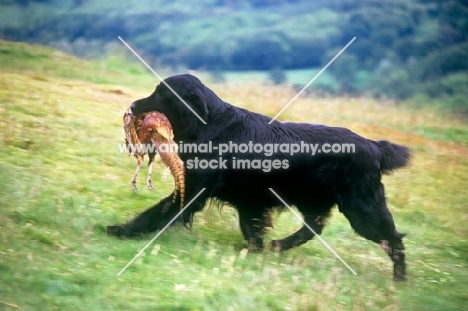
{"left": 188, "top": 87, "right": 210, "bottom": 120}
{"left": 181, "top": 87, "right": 209, "bottom": 139}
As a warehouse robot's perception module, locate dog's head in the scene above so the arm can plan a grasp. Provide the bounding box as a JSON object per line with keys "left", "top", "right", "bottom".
{"left": 130, "top": 74, "right": 210, "bottom": 140}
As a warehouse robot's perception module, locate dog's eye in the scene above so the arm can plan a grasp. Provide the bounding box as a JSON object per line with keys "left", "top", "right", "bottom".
{"left": 159, "top": 91, "right": 169, "bottom": 99}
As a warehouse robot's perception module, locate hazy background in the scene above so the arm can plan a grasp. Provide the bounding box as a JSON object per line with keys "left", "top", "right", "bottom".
{"left": 0, "top": 0, "right": 467, "bottom": 113}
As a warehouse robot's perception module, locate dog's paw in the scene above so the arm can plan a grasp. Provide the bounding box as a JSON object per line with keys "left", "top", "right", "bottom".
{"left": 107, "top": 224, "right": 127, "bottom": 237}
{"left": 393, "top": 262, "right": 407, "bottom": 281}
{"left": 270, "top": 240, "right": 282, "bottom": 253}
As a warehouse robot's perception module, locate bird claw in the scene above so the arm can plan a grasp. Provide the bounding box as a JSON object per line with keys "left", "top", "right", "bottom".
{"left": 147, "top": 180, "right": 154, "bottom": 190}
{"left": 131, "top": 182, "right": 138, "bottom": 193}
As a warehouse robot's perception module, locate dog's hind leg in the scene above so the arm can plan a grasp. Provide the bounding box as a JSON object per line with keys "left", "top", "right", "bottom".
{"left": 338, "top": 183, "right": 406, "bottom": 280}
{"left": 237, "top": 207, "right": 273, "bottom": 252}
{"left": 270, "top": 211, "right": 331, "bottom": 252}
{"left": 379, "top": 239, "right": 406, "bottom": 281}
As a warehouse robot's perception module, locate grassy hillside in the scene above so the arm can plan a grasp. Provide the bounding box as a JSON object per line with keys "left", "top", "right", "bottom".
{"left": 0, "top": 40, "right": 467, "bottom": 310}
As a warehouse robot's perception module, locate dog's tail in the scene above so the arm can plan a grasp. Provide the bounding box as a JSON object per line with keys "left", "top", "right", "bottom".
{"left": 375, "top": 140, "right": 411, "bottom": 174}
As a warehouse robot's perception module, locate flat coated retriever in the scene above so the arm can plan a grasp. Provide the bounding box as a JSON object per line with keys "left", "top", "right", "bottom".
{"left": 108, "top": 74, "right": 410, "bottom": 280}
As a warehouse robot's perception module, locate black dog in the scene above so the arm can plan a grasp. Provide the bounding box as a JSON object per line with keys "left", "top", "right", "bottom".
{"left": 108, "top": 74, "right": 410, "bottom": 280}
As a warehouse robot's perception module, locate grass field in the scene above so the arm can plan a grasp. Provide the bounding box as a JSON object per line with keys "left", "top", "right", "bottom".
{"left": 1, "top": 40, "right": 467, "bottom": 310}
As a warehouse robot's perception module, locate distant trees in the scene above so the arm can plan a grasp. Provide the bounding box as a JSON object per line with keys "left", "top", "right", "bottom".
{"left": 268, "top": 67, "right": 286, "bottom": 84}
{"left": 0, "top": 0, "right": 467, "bottom": 111}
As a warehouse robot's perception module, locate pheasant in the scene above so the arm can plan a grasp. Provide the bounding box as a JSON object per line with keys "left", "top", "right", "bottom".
{"left": 123, "top": 108, "right": 185, "bottom": 208}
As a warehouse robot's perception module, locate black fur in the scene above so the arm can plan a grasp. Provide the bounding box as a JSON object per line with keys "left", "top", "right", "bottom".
{"left": 108, "top": 74, "right": 410, "bottom": 280}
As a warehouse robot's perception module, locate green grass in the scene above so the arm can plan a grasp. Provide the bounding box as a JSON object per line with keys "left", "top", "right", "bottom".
{"left": 1, "top": 40, "right": 468, "bottom": 310}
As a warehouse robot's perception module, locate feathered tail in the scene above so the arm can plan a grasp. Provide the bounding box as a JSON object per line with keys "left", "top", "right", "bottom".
{"left": 375, "top": 140, "right": 411, "bottom": 174}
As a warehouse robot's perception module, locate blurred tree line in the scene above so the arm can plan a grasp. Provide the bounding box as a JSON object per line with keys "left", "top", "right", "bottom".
{"left": 0, "top": 0, "right": 467, "bottom": 112}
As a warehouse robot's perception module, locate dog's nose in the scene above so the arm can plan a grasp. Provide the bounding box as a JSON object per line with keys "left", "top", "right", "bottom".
{"left": 130, "top": 101, "right": 137, "bottom": 110}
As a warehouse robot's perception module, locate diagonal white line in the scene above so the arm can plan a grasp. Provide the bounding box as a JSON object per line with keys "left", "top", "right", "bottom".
{"left": 268, "top": 188, "right": 357, "bottom": 275}
{"left": 117, "top": 36, "right": 207, "bottom": 125}
{"left": 117, "top": 188, "right": 207, "bottom": 276}
{"left": 268, "top": 37, "right": 356, "bottom": 124}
